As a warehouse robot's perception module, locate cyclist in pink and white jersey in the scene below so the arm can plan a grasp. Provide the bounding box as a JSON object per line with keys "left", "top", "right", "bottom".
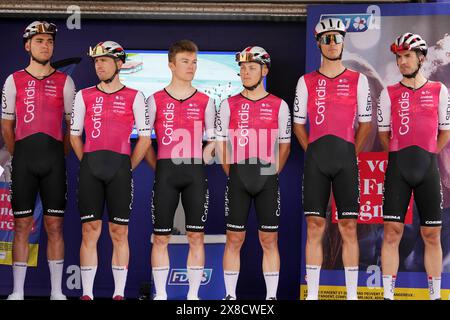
{"left": 70, "top": 41, "right": 151, "bottom": 300}
{"left": 1, "top": 21, "right": 75, "bottom": 300}
{"left": 378, "top": 33, "right": 450, "bottom": 300}
{"left": 215, "top": 46, "right": 291, "bottom": 300}
{"left": 145, "top": 40, "right": 215, "bottom": 300}
{"left": 293, "top": 18, "right": 372, "bottom": 300}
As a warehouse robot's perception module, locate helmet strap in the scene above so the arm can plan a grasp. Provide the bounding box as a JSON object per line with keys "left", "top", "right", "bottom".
{"left": 403, "top": 52, "right": 422, "bottom": 79}
{"left": 320, "top": 44, "right": 343, "bottom": 61}
{"left": 243, "top": 65, "right": 263, "bottom": 91}
{"left": 102, "top": 59, "right": 120, "bottom": 84}
{"left": 29, "top": 50, "right": 50, "bottom": 66}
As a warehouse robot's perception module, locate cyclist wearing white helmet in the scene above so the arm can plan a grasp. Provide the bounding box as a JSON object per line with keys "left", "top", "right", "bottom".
{"left": 70, "top": 41, "right": 151, "bottom": 300}
{"left": 293, "top": 17, "right": 372, "bottom": 300}
{"left": 378, "top": 33, "right": 450, "bottom": 300}
{"left": 2, "top": 21, "right": 75, "bottom": 300}
{"left": 216, "top": 46, "right": 291, "bottom": 300}
{"left": 314, "top": 17, "right": 347, "bottom": 61}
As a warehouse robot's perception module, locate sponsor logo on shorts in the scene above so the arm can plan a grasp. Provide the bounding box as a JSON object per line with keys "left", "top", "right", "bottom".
{"left": 186, "top": 225, "right": 204, "bottom": 230}
{"left": 113, "top": 217, "right": 129, "bottom": 223}
{"left": 424, "top": 220, "right": 441, "bottom": 225}
{"left": 224, "top": 182, "right": 230, "bottom": 217}
{"left": 201, "top": 188, "right": 209, "bottom": 223}
{"left": 304, "top": 211, "right": 321, "bottom": 216}
{"left": 275, "top": 188, "right": 281, "bottom": 217}
{"left": 81, "top": 214, "right": 94, "bottom": 221}
{"left": 383, "top": 215, "right": 401, "bottom": 220}
{"left": 227, "top": 223, "right": 245, "bottom": 230}
{"left": 14, "top": 209, "right": 32, "bottom": 215}
{"left": 260, "top": 225, "right": 278, "bottom": 230}
{"left": 47, "top": 209, "right": 64, "bottom": 214}
{"left": 341, "top": 211, "right": 358, "bottom": 217}
{"left": 151, "top": 188, "right": 156, "bottom": 224}
{"left": 154, "top": 228, "right": 171, "bottom": 233}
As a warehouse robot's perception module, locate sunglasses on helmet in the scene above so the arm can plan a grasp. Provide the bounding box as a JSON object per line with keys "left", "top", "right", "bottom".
{"left": 390, "top": 43, "right": 411, "bottom": 54}
{"left": 235, "top": 52, "right": 257, "bottom": 63}
{"left": 35, "top": 22, "right": 57, "bottom": 34}
{"left": 89, "top": 45, "right": 110, "bottom": 57}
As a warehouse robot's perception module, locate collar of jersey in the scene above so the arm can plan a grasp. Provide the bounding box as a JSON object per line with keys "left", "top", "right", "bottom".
{"left": 239, "top": 92, "right": 271, "bottom": 102}
{"left": 316, "top": 68, "right": 347, "bottom": 80}
{"left": 399, "top": 80, "right": 429, "bottom": 91}
{"left": 164, "top": 88, "right": 198, "bottom": 102}
{"left": 24, "top": 68, "right": 57, "bottom": 81}
{"left": 95, "top": 85, "right": 126, "bottom": 95}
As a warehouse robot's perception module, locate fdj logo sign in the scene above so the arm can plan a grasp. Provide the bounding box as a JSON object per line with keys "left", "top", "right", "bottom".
{"left": 321, "top": 14, "right": 372, "bottom": 33}
{"left": 320, "top": 6, "right": 381, "bottom": 33}
{"left": 168, "top": 268, "right": 212, "bottom": 286}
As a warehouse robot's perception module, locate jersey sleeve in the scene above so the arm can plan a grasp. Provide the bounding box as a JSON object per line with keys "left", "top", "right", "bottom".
{"left": 204, "top": 97, "right": 216, "bottom": 141}
{"left": 215, "top": 99, "right": 230, "bottom": 141}
{"left": 438, "top": 83, "right": 450, "bottom": 130}
{"left": 1, "top": 75, "right": 16, "bottom": 120}
{"left": 377, "top": 88, "right": 391, "bottom": 132}
{"left": 357, "top": 73, "right": 372, "bottom": 123}
{"left": 133, "top": 91, "right": 151, "bottom": 137}
{"left": 63, "top": 75, "right": 76, "bottom": 121}
{"left": 70, "top": 91, "right": 86, "bottom": 136}
{"left": 146, "top": 94, "right": 156, "bottom": 130}
{"left": 293, "top": 76, "right": 308, "bottom": 124}
{"left": 278, "top": 100, "right": 291, "bottom": 143}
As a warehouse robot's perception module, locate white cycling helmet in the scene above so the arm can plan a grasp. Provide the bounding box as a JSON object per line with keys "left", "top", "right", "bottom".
{"left": 23, "top": 21, "right": 57, "bottom": 43}
{"left": 88, "top": 41, "right": 126, "bottom": 63}
{"left": 314, "top": 18, "right": 346, "bottom": 40}
{"left": 236, "top": 46, "right": 271, "bottom": 68}
{"left": 390, "top": 33, "right": 428, "bottom": 56}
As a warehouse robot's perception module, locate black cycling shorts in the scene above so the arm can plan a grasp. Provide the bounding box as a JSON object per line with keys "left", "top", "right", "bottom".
{"left": 151, "top": 158, "right": 209, "bottom": 235}
{"left": 302, "top": 135, "right": 360, "bottom": 220}
{"left": 225, "top": 159, "right": 280, "bottom": 232}
{"left": 383, "top": 146, "right": 442, "bottom": 227}
{"left": 78, "top": 150, "right": 133, "bottom": 225}
{"left": 11, "top": 133, "right": 67, "bottom": 219}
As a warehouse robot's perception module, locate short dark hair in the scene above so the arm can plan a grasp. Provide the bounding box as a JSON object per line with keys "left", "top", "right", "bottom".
{"left": 168, "top": 40, "right": 198, "bottom": 63}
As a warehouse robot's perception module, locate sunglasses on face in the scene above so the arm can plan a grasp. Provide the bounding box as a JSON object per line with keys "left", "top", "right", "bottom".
{"left": 319, "top": 34, "right": 344, "bottom": 45}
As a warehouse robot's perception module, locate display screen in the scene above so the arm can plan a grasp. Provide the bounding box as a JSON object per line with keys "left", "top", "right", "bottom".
{"left": 120, "top": 50, "right": 259, "bottom": 139}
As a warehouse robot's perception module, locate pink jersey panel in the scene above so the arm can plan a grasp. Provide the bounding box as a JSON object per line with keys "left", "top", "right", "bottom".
{"left": 82, "top": 87, "right": 137, "bottom": 155}
{"left": 228, "top": 94, "right": 281, "bottom": 163}
{"left": 153, "top": 90, "right": 210, "bottom": 160}
{"left": 388, "top": 82, "right": 441, "bottom": 153}
{"left": 13, "top": 70, "right": 67, "bottom": 141}
{"left": 304, "top": 69, "right": 360, "bottom": 144}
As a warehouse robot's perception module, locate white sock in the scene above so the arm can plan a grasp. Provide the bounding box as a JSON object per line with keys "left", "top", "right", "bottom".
{"left": 344, "top": 266, "right": 359, "bottom": 300}
{"left": 152, "top": 266, "right": 169, "bottom": 298}
{"left": 263, "top": 272, "right": 279, "bottom": 300}
{"left": 12, "top": 262, "right": 27, "bottom": 295}
{"left": 428, "top": 276, "right": 441, "bottom": 300}
{"left": 224, "top": 270, "right": 239, "bottom": 298}
{"left": 112, "top": 265, "right": 128, "bottom": 298}
{"left": 48, "top": 260, "right": 64, "bottom": 296}
{"left": 382, "top": 274, "right": 396, "bottom": 300}
{"left": 187, "top": 266, "right": 204, "bottom": 299}
{"left": 81, "top": 266, "right": 97, "bottom": 299}
{"left": 306, "top": 265, "right": 321, "bottom": 300}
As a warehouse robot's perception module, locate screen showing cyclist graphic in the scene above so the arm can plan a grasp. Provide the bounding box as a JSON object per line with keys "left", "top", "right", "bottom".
{"left": 120, "top": 50, "right": 266, "bottom": 139}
